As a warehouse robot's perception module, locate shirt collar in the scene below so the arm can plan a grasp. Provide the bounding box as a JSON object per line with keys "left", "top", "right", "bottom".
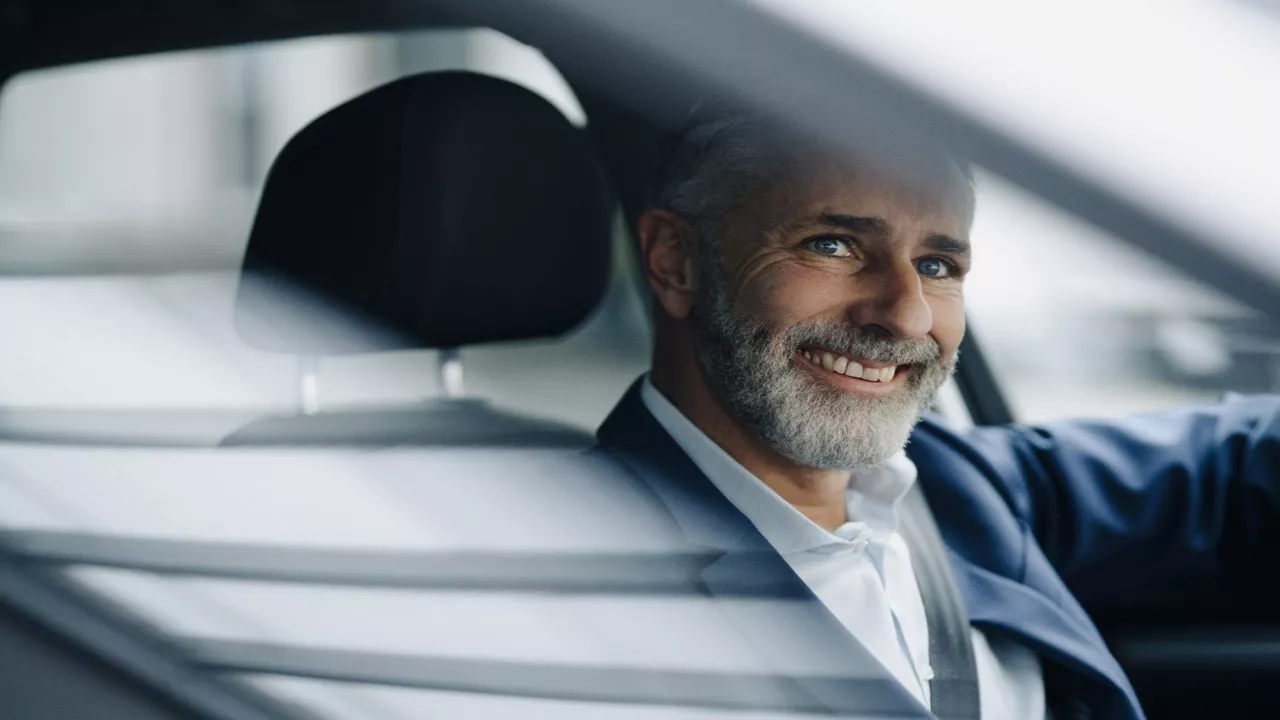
{"left": 640, "top": 376, "right": 917, "bottom": 556}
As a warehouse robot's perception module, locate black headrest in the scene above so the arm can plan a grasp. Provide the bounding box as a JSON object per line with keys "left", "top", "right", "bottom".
{"left": 235, "top": 71, "right": 614, "bottom": 354}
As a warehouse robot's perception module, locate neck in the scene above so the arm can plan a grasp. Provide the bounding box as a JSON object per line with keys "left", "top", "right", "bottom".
{"left": 650, "top": 332, "right": 852, "bottom": 532}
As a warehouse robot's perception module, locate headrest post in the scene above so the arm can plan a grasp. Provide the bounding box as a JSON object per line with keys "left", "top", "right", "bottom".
{"left": 297, "top": 355, "right": 320, "bottom": 415}
{"left": 438, "top": 348, "right": 464, "bottom": 398}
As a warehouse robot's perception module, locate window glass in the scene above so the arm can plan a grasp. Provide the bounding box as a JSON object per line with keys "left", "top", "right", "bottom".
{"left": 8, "top": 14, "right": 1276, "bottom": 720}
{"left": 966, "top": 172, "right": 1277, "bottom": 422}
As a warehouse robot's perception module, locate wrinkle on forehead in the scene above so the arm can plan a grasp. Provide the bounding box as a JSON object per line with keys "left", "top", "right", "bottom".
{"left": 743, "top": 153, "right": 973, "bottom": 247}
{"left": 811, "top": 153, "right": 970, "bottom": 218}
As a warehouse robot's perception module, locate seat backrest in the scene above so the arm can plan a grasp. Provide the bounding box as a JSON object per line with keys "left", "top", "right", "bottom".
{"left": 222, "top": 71, "right": 615, "bottom": 448}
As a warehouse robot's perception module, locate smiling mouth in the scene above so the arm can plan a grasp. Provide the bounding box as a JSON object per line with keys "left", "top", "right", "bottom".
{"left": 797, "top": 347, "right": 909, "bottom": 384}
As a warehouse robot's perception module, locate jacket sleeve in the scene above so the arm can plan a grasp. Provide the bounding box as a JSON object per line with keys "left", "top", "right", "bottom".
{"left": 963, "top": 394, "right": 1280, "bottom": 603}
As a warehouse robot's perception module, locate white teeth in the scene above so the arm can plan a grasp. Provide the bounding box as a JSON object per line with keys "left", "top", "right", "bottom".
{"left": 803, "top": 350, "right": 895, "bottom": 384}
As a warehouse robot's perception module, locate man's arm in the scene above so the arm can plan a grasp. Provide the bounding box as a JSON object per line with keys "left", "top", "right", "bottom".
{"left": 964, "top": 394, "right": 1280, "bottom": 604}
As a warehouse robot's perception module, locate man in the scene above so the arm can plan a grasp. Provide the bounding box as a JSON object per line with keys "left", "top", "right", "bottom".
{"left": 592, "top": 105, "right": 1280, "bottom": 719}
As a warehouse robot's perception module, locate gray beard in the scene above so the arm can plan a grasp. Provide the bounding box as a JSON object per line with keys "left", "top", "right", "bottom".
{"left": 688, "top": 263, "right": 956, "bottom": 470}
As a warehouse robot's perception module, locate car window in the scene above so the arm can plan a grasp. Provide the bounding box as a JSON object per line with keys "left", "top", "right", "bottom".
{"left": 966, "top": 171, "right": 1276, "bottom": 423}
{"left": 0, "top": 28, "right": 650, "bottom": 431}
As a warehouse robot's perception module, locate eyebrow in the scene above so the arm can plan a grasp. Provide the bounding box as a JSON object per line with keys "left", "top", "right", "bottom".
{"left": 817, "top": 212, "right": 970, "bottom": 256}
{"left": 923, "top": 233, "right": 971, "bottom": 256}
{"left": 818, "top": 213, "right": 889, "bottom": 236}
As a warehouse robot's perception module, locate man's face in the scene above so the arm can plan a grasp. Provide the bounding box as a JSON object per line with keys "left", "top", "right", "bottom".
{"left": 688, "top": 157, "right": 972, "bottom": 470}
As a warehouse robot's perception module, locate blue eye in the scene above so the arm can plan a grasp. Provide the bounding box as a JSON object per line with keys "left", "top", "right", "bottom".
{"left": 808, "top": 236, "right": 853, "bottom": 257}
{"left": 917, "top": 257, "right": 952, "bottom": 278}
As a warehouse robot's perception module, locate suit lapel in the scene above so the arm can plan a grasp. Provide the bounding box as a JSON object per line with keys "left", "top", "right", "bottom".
{"left": 947, "top": 551, "right": 1125, "bottom": 681}
{"left": 596, "top": 380, "right": 930, "bottom": 717}
{"left": 948, "top": 550, "right": 1141, "bottom": 718}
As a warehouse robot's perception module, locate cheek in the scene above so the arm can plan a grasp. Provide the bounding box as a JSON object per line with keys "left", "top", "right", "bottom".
{"left": 927, "top": 291, "right": 966, "bottom": 358}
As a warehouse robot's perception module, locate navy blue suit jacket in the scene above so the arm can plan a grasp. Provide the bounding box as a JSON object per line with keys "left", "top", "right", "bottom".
{"left": 594, "top": 380, "right": 1280, "bottom": 720}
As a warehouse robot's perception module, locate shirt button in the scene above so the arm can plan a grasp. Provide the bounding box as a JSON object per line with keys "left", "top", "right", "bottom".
{"left": 851, "top": 538, "right": 870, "bottom": 552}
{"left": 920, "top": 664, "right": 935, "bottom": 681}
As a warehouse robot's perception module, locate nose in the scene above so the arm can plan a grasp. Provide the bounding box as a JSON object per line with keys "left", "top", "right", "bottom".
{"left": 846, "top": 263, "right": 933, "bottom": 340}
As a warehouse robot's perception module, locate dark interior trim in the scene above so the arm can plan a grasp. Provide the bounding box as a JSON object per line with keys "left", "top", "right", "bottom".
{"left": 0, "top": 557, "right": 314, "bottom": 720}
{"left": 954, "top": 329, "right": 1017, "bottom": 426}
{"left": 0, "top": 605, "right": 203, "bottom": 720}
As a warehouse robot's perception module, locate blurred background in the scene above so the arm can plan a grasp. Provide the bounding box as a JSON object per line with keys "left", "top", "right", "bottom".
{"left": 1, "top": 27, "right": 1274, "bottom": 432}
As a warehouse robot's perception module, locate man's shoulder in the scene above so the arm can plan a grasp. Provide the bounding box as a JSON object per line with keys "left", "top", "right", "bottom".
{"left": 906, "top": 414, "right": 1037, "bottom": 523}
{"left": 905, "top": 413, "right": 1003, "bottom": 470}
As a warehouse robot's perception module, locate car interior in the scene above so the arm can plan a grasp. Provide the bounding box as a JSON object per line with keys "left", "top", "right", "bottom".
{"left": 2, "top": 2, "right": 1280, "bottom": 719}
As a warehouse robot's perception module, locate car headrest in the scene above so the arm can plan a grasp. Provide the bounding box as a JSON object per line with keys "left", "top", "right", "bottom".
{"left": 235, "top": 71, "right": 614, "bottom": 354}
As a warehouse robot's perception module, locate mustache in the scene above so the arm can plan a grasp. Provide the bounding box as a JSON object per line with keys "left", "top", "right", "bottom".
{"left": 780, "top": 322, "right": 942, "bottom": 367}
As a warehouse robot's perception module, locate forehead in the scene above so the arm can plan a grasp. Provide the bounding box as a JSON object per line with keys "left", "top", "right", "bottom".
{"left": 758, "top": 153, "right": 974, "bottom": 240}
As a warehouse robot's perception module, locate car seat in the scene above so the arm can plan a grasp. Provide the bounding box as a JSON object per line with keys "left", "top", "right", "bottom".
{"left": 222, "top": 71, "right": 614, "bottom": 447}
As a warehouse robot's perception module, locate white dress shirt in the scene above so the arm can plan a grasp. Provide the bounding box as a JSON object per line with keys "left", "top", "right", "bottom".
{"left": 641, "top": 378, "right": 1049, "bottom": 719}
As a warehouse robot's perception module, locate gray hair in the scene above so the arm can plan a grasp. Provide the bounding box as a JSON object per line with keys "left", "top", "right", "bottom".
{"left": 649, "top": 101, "right": 974, "bottom": 250}
{"left": 649, "top": 104, "right": 795, "bottom": 245}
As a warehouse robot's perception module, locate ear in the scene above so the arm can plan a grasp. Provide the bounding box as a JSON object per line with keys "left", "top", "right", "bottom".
{"left": 637, "top": 209, "right": 697, "bottom": 320}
